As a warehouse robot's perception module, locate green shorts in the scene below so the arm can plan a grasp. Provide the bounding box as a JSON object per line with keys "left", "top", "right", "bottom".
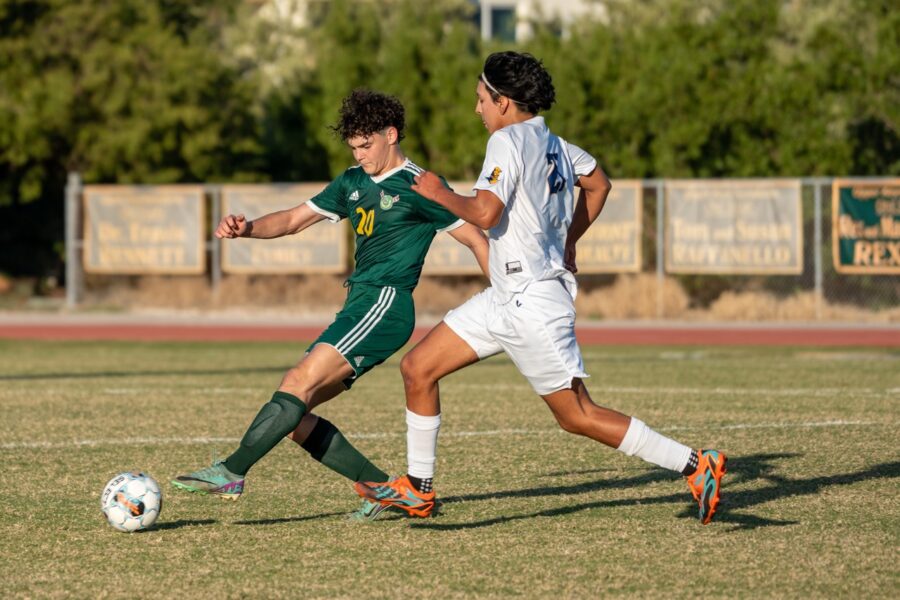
{"left": 309, "top": 283, "right": 415, "bottom": 388}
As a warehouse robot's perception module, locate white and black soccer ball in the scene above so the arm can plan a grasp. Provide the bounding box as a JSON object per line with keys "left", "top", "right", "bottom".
{"left": 100, "top": 472, "right": 162, "bottom": 532}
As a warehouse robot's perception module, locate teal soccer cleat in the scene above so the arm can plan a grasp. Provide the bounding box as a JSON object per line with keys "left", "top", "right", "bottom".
{"left": 348, "top": 498, "right": 392, "bottom": 522}
{"left": 172, "top": 461, "right": 244, "bottom": 500}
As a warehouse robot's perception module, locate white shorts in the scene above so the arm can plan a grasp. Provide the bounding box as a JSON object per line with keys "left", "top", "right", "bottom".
{"left": 444, "top": 278, "right": 589, "bottom": 395}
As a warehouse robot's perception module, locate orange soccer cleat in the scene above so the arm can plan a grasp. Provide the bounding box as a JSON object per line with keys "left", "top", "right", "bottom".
{"left": 354, "top": 475, "right": 436, "bottom": 518}
{"left": 685, "top": 449, "right": 727, "bottom": 525}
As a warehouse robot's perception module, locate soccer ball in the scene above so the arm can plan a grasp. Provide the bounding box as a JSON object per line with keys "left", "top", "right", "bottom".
{"left": 100, "top": 471, "right": 162, "bottom": 532}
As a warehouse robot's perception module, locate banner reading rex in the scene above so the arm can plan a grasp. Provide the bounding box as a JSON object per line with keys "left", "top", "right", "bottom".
{"left": 832, "top": 179, "right": 900, "bottom": 274}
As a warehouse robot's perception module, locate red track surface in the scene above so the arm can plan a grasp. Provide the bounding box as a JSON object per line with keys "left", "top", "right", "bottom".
{"left": 0, "top": 322, "right": 897, "bottom": 346}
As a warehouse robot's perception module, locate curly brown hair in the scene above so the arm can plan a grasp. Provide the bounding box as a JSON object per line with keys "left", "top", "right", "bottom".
{"left": 330, "top": 88, "right": 406, "bottom": 141}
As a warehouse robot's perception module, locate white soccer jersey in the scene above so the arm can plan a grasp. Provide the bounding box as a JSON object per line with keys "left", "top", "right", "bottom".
{"left": 473, "top": 116, "right": 597, "bottom": 304}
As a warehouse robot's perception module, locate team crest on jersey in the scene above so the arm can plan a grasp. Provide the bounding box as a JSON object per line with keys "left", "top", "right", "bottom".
{"left": 349, "top": 190, "right": 360, "bottom": 202}
{"left": 379, "top": 190, "right": 399, "bottom": 210}
{"left": 487, "top": 167, "right": 502, "bottom": 185}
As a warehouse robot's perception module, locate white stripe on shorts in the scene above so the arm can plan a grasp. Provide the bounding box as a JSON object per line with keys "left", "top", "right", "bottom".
{"left": 335, "top": 286, "right": 396, "bottom": 354}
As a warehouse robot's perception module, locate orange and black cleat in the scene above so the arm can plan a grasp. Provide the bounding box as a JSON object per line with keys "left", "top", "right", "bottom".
{"left": 354, "top": 475, "right": 436, "bottom": 518}
{"left": 685, "top": 449, "right": 727, "bottom": 525}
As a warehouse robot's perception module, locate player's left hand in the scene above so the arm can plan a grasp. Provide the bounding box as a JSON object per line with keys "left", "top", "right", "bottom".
{"left": 564, "top": 243, "right": 578, "bottom": 274}
{"left": 411, "top": 171, "right": 443, "bottom": 200}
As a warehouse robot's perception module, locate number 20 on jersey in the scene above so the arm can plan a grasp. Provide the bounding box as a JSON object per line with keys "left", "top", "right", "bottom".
{"left": 355, "top": 207, "right": 374, "bottom": 236}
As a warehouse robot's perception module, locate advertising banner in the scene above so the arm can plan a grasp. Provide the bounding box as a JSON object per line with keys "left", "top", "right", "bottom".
{"left": 221, "top": 184, "right": 347, "bottom": 274}
{"left": 832, "top": 179, "right": 900, "bottom": 274}
{"left": 423, "top": 180, "right": 643, "bottom": 275}
{"left": 575, "top": 180, "right": 642, "bottom": 273}
{"left": 83, "top": 185, "right": 205, "bottom": 274}
{"left": 665, "top": 179, "right": 803, "bottom": 274}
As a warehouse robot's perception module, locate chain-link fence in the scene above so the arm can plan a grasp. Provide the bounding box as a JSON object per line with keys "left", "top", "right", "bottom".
{"left": 66, "top": 176, "right": 899, "bottom": 322}
{"left": 571, "top": 179, "right": 899, "bottom": 322}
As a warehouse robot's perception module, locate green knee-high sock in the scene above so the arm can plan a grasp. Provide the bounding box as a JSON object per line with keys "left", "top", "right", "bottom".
{"left": 224, "top": 391, "right": 307, "bottom": 476}
{"left": 301, "top": 417, "right": 389, "bottom": 482}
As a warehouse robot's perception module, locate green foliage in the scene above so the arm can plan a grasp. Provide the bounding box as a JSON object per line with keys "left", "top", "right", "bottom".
{"left": 302, "top": 0, "right": 383, "bottom": 177}
{"left": 0, "top": 0, "right": 265, "bottom": 275}
{"left": 373, "top": 0, "right": 484, "bottom": 178}
{"left": 0, "top": 0, "right": 263, "bottom": 197}
{"left": 297, "top": 0, "right": 484, "bottom": 179}
{"left": 258, "top": 84, "right": 330, "bottom": 183}
{"left": 527, "top": 0, "right": 898, "bottom": 179}
{"left": 1, "top": 0, "right": 897, "bottom": 276}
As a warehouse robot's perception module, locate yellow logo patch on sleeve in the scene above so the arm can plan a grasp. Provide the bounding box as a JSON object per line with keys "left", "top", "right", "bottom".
{"left": 487, "top": 167, "right": 502, "bottom": 185}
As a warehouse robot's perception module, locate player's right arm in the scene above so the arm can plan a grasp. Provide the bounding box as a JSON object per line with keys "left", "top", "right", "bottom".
{"left": 215, "top": 203, "right": 327, "bottom": 239}
{"left": 413, "top": 172, "right": 505, "bottom": 230}
{"left": 417, "top": 130, "right": 514, "bottom": 230}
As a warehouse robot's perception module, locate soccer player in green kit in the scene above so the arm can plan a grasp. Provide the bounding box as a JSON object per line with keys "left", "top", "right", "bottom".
{"left": 172, "top": 89, "right": 489, "bottom": 519}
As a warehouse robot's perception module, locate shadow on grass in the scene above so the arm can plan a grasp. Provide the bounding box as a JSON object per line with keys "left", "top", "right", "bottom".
{"left": 233, "top": 512, "right": 346, "bottom": 526}
{"left": 440, "top": 468, "right": 678, "bottom": 504}
{"left": 0, "top": 366, "right": 288, "bottom": 382}
{"left": 149, "top": 518, "right": 217, "bottom": 531}
{"left": 411, "top": 455, "right": 900, "bottom": 532}
{"left": 542, "top": 466, "right": 632, "bottom": 477}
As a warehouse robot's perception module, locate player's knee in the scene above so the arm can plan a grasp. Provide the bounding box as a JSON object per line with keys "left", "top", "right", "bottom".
{"left": 279, "top": 368, "right": 314, "bottom": 403}
{"left": 554, "top": 411, "right": 588, "bottom": 436}
{"left": 400, "top": 352, "right": 430, "bottom": 387}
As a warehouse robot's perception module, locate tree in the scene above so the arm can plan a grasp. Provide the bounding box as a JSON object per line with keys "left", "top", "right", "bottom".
{"left": 0, "top": 0, "right": 262, "bottom": 276}
{"left": 374, "top": 0, "right": 484, "bottom": 179}
{"left": 303, "top": 0, "right": 382, "bottom": 176}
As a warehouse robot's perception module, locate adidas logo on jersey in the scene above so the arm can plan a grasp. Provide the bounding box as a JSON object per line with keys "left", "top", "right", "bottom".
{"left": 354, "top": 356, "right": 365, "bottom": 367}
{"left": 349, "top": 190, "right": 360, "bottom": 202}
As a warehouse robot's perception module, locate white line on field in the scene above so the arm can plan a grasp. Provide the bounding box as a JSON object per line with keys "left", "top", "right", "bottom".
{"left": 0, "top": 420, "right": 885, "bottom": 450}
{"left": 437, "top": 384, "right": 897, "bottom": 397}
{"left": 660, "top": 419, "right": 881, "bottom": 432}
{"left": 101, "top": 388, "right": 261, "bottom": 395}
{"left": 169, "top": 384, "right": 899, "bottom": 397}
{"left": 0, "top": 385, "right": 894, "bottom": 398}
{"left": 0, "top": 437, "right": 241, "bottom": 450}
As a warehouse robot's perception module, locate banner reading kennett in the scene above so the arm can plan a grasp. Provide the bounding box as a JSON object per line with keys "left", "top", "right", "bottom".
{"left": 83, "top": 185, "right": 205, "bottom": 274}
{"left": 221, "top": 184, "right": 347, "bottom": 274}
{"left": 833, "top": 179, "right": 900, "bottom": 274}
{"left": 665, "top": 179, "right": 803, "bottom": 274}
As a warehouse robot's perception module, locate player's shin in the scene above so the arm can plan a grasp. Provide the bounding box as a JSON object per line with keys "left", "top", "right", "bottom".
{"left": 406, "top": 408, "right": 440, "bottom": 493}
{"left": 615, "top": 417, "right": 693, "bottom": 473}
{"left": 301, "top": 416, "right": 388, "bottom": 482}
{"left": 224, "top": 391, "right": 307, "bottom": 476}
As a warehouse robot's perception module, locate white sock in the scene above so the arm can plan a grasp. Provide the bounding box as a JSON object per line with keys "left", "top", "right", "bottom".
{"left": 406, "top": 409, "right": 441, "bottom": 479}
{"left": 616, "top": 417, "right": 692, "bottom": 473}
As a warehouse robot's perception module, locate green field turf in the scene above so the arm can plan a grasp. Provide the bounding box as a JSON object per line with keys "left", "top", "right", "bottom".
{"left": 0, "top": 340, "right": 897, "bottom": 598}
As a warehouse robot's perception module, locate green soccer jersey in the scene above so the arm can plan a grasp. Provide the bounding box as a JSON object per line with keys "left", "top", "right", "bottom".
{"left": 307, "top": 159, "right": 463, "bottom": 290}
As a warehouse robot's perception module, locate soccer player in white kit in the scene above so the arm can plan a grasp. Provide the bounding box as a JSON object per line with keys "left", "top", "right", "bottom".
{"left": 356, "top": 52, "right": 727, "bottom": 524}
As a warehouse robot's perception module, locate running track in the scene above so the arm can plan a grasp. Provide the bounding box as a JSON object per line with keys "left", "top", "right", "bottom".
{"left": 0, "top": 315, "right": 897, "bottom": 346}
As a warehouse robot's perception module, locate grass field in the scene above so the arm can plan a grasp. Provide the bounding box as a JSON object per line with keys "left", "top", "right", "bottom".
{"left": 1, "top": 339, "right": 898, "bottom": 598}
